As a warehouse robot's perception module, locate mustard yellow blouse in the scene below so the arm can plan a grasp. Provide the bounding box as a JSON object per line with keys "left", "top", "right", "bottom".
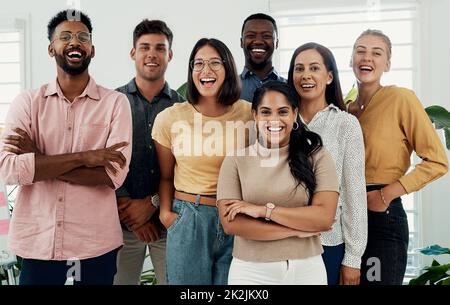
{"left": 350, "top": 86, "right": 448, "bottom": 193}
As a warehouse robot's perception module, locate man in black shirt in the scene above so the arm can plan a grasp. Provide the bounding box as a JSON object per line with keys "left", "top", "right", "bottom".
{"left": 114, "top": 19, "right": 183, "bottom": 285}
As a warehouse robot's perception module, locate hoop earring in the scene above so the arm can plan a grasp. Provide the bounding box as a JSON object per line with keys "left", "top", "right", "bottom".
{"left": 292, "top": 121, "right": 299, "bottom": 130}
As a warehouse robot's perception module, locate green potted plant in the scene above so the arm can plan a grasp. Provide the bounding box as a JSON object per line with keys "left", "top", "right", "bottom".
{"left": 409, "top": 245, "right": 450, "bottom": 285}
{"left": 425, "top": 106, "right": 450, "bottom": 149}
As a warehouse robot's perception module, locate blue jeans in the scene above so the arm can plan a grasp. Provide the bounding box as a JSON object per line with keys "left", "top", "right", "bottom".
{"left": 322, "top": 243, "right": 345, "bottom": 285}
{"left": 360, "top": 185, "right": 409, "bottom": 285}
{"left": 19, "top": 247, "right": 119, "bottom": 285}
{"left": 165, "top": 198, "right": 233, "bottom": 285}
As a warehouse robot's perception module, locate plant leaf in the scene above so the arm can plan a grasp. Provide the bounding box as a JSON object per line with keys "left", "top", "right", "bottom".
{"left": 425, "top": 106, "right": 450, "bottom": 129}
{"left": 425, "top": 263, "right": 450, "bottom": 273}
{"left": 409, "top": 270, "right": 436, "bottom": 285}
{"left": 344, "top": 84, "right": 357, "bottom": 104}
{"left": 177, "top": 82, "right": 187, "bottom": 99}
{"left": 434, "top": 275, "right": 450, "bottom": 285}
{"left": 431, "top": 259, "right": 441, "bottom": 267}
{"left": 445, "top": 128, "right": 450, "bottom": 150}
{"left": 417, "top": 244, "right": 450, "bottom": 256}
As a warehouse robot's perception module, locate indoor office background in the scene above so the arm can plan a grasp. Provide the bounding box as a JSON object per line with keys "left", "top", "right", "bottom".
{"left": 0, "top": 0, "right": 449, "bottom": 284}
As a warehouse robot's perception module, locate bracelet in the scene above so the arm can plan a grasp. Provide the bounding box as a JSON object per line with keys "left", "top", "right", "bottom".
{"left": 379, "top": 188, "right": 389, "bottom": 208}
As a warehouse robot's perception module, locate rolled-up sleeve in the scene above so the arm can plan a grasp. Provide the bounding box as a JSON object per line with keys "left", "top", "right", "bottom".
{"left": 0, "top": 92, "right": 36, "bottom": 185}
{"left": 104, "top": 93, "right": 133, "bottom": 189}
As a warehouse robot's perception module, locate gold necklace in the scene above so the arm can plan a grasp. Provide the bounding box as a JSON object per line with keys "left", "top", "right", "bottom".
{"left": 357, "top": 85, "right": 383, "bottom": 111}
{"left": 357, "top": 99, "right": 365, "bottom": 110}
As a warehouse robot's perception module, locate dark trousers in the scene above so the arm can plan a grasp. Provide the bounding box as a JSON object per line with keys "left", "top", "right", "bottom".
{"left": 322, "top": 243, "right": 345, "bottom": 285}
{"left": 19, "top": 247, "right": 120, "bottom": 285}
{"left": 360, "top": 185, "right": 409, "bottom": 285}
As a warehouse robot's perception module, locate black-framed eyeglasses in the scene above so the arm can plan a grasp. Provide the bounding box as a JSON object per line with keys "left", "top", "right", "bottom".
{"left": 51, "top": 31, "right": 92, "bottom": 44}
{"left": 190, "top": 58, "right": 225, "bottom": 71}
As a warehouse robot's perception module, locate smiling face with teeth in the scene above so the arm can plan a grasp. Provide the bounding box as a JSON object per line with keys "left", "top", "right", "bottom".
{"left": 293, "top": 49, "right": 333, "bottom": 105}
{"left": 253, "top": 90, "right": 298, "bottom": 148}
{"left": 48, "top": 21, "right": 94, "bottom": 76}
{"left": 131, "top": 33, "right": 172, "bottom": 82}
{"left": 241, "top": 19, "right": 277, "bottom": 71}
{"left": 351, "top": 34, "right": 391, "bottom": 85}
{"left": 192, "top": 45, "right": 225, "bottom": 101}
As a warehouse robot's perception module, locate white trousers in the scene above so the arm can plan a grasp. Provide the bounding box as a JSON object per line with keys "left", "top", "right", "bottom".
{"left": 228, "top": 255, "right": 327, "bottom": 285}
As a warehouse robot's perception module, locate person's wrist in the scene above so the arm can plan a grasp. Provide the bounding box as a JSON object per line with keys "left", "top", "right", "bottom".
{"left": 159, "top": 208, "right": 171, "bottom": 219}
{"left": 379, "top": 188, "right": 389, "bottom": 208}
{"left": 259, "top": 205, "right": 266, "bottom": 218}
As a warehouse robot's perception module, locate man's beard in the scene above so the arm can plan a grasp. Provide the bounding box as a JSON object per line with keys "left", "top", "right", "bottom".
{"left": 247, "top": 57, "right": 270, "bottom": 70}
{"left": 55, "top": 53, "right": 91, "bottom": 76}
{"left": 245, "top": 49, "right": 271, "bottom": 70}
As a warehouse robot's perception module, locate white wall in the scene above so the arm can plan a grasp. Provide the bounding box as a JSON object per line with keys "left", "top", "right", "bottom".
{"left": 1, "top": 0, "right": 449, "bottom": 257}
{"left": 0, "top": 0, "right": 269, "bottom": 90}
{"left": 418, "top": 0, "right": 450, "bottom": 263}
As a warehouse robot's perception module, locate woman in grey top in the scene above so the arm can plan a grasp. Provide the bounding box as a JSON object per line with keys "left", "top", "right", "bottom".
{"left": 217, "top": 81, "right": 339, "bottom": 284}
{"left": 287, "top": 42, "right": 367, "bottom": 285}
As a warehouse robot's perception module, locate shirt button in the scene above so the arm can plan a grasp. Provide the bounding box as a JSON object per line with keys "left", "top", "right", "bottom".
{"left": 57, "top": 222, "right": 62, "bottom": 227}
{"left": 150, "top": 169, "right": 155, "bottom": 174}
{"left": 58, "top": 197, "right": 63, "bottom": 202}
{"left": 68, "top": 126, "right": 72, "bottom": 131}
{"left": 149, "top": 145, "right": 153, "bottom": 150}
{"left": 148, "top": 123, "right": 152, "bottom": 127}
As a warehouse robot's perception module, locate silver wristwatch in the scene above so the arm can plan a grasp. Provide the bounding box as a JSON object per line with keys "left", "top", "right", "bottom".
{"left": 151, "top": 194, "right": 160, "bottom": 209}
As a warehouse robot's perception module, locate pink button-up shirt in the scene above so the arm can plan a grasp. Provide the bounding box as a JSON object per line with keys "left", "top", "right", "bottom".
{"left": 0, "top": 77, "right": 132, "bottom": 260}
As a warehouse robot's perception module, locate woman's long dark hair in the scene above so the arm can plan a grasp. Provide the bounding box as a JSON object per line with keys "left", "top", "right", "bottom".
{"left": 187, "top": 38, "right": 241, "bottom": 105}
{"left": 287, "top": 42, "right": 345, "bottom": 110}
{"left": 252, "top": 81, "right": 323, "bottom": 203}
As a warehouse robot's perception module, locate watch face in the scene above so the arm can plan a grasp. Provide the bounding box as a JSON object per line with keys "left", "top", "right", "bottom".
{"left": 266, "top": 203, "right": 275, "bottom": 209}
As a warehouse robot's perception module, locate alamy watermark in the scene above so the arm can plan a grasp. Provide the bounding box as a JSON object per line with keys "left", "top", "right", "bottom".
{"left": 66, "top": 257, "right": 81, "bottom": 282}
{"left": 66, "top": 0, "right": 82, "bottom": 21}
{"left": 169, "top": 115, "right": 281, "bottom": 167}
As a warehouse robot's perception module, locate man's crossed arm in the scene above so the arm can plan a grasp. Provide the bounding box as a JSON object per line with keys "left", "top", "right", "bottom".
{"left": 2, "top": 127, "right": 128, "bottom": 188}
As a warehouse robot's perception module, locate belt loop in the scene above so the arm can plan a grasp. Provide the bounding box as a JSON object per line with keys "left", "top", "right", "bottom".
{"left": 195, "top": 194, "right": 201, "bottom": 206}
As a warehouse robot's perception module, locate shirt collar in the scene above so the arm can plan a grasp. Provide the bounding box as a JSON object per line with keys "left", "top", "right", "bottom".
{"left": 326, "top": 103, "right": 340, "bottom": 111}
{"left": 126, "top": 78, "right": 173, "bottom": 99}
{"left": 160, "top": 82, "right": 173, "bottom": 99}
{"left": 44, "top": 77, "right": 100, "bottom": 101}
{"left": 241, "top": 66, "right": 281, "bottom": 81}
{"left": 299, "top": 103, "right": 339, "bottom": 124}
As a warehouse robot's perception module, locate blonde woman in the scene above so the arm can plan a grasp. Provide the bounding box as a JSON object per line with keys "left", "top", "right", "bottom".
{"left": 348, "top": 29, "right": 448, "bottom": 285}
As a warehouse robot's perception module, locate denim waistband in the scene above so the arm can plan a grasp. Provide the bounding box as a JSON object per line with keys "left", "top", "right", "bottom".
{"left": 366, "top": 184, "right": 385, "bottom": 192}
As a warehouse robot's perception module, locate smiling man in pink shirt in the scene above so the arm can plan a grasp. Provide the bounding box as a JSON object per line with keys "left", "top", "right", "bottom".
{"left": 0, "top": 10, "right": 132, "bottom": 285}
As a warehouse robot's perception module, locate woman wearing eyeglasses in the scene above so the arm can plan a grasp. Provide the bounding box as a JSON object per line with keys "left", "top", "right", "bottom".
{"left": 152, "top": 38, "right": 253, "bottom": 285}
{"left": 347, "top": 29, "right": 448, "bottom": 285}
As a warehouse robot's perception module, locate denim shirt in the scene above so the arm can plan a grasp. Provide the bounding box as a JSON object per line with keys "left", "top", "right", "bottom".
{"left": 239, "top": 67, "right": 286, "bottom": 102}
{"left": 115, "top": 79, "right": 184, "bottom": 199}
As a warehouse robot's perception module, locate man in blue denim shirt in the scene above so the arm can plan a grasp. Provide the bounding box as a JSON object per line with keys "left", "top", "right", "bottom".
{"left": 240, "top": 13, "right": 286, "bottom": 102}
{"left": 114, "top": 19, "right": 183, "bottom": 285}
